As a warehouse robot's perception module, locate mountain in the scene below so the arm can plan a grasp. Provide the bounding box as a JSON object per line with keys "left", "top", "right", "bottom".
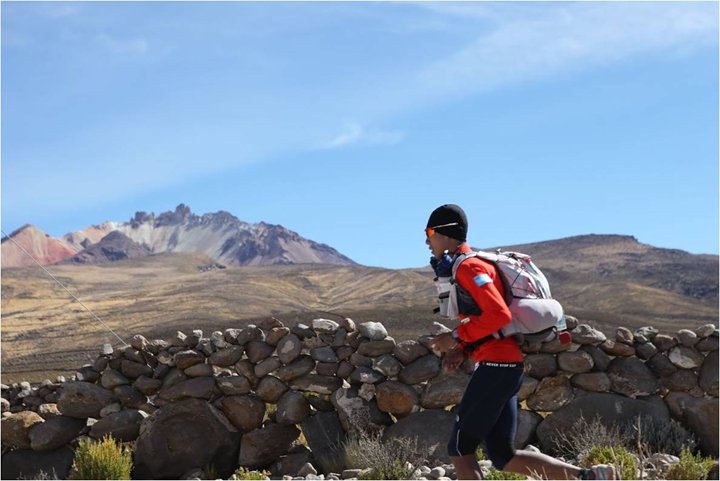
{"left": 1, "top": 225, "right": 78, "bottom": 267}
{"left": 4, "top": 204, "right": 356, "bottom": 268}
{"left": 60, "top": 231, "right": 152, "bottom": 264}
{"left": 491, "top": 234, "right": 718, "bottom": 302}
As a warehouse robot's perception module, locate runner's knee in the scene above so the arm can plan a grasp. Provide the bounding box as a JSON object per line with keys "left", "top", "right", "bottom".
{"left": 485, "top": 437, "right": 516, "bottom": 470}
{"left": 447, "top": 428, "right": 482, "bottom": 458}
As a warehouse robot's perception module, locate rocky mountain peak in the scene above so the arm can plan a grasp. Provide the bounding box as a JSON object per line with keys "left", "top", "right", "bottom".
{"left": 60, "top": 231, "right": 151, "bottom": 265}
{"left": 155, "top": 204, "right": 195, "bottom": 227}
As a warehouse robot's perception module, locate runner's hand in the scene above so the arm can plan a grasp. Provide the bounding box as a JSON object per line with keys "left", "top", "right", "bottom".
{"left": 428, "top": 332, "right": 456, "bottom": 353}
{"left": 442, "top": 348, "right": 464, "bottom": 374}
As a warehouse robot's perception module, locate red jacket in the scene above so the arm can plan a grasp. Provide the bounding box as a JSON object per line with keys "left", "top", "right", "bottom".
{"left": 454, "top": 244, "right": 523, "bottom": 363}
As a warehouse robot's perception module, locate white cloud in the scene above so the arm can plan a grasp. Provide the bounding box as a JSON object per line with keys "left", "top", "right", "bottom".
{"left": 410, "top": 3, "right": 717, "bottom": 102}
{"left": 323, "top": 122, "right": 405, "bottom": 150}
{"left": 96, "top": 33, "right": 148, "bottom": 56}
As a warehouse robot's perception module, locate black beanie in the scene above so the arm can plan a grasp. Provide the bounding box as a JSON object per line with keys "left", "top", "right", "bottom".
{"left": 426, "top": 204, "right": 468, "bottom": 241}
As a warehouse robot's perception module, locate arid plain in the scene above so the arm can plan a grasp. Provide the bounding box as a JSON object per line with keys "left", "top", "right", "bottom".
{"left": 2, "top": 234, "right": 717, "bottom": 383}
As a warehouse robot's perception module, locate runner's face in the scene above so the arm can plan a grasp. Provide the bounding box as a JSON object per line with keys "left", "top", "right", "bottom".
{"left": 426, "top": 232, "right": 453, "bottom": 259}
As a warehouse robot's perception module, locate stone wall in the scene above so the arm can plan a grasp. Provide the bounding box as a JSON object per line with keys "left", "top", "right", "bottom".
{"left": 2, "top": 316, "right": 718, "bottom": 479}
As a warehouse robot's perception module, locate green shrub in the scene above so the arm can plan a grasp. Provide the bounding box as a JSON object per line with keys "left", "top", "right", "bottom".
{"left": 233, "top": 467, "right": 269, "bottom": 480}
{"left": 484, "top": 469, "right": 527, "bottom": 480}
{"left": 581, "top": 445, "right": 637, "bottom": 481}
{"left": 666, "top": 446, "right": 715, "bottom": 480}
{"left": 70, "top": 435, "right": 133, "bottom": 480}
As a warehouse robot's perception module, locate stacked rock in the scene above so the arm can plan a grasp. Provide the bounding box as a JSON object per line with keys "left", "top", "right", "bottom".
{"left": 1, "top": 317, "right": 717, "bottom": 480}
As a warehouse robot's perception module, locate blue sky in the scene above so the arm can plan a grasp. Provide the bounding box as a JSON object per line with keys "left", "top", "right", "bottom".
{"left": 2, "top": 1, "right": 718, "bottom": 269}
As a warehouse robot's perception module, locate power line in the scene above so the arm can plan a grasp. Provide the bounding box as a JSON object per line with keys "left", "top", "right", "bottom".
{"left": 1, "top": 230, "right": 128, "bottom": 347}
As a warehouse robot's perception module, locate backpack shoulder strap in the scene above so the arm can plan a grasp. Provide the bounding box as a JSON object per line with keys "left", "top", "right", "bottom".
{"left": 452, "top": 250, "right": 513, "bottom": 306}
{"left": 451, "top": 251, "right": 475, "bottom": 279}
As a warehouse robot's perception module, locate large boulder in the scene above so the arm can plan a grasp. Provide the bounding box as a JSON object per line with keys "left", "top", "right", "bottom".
{"left": 536, "top": 393, "right": 670, "bottom": 453}
{"left": 699, "top": 350, "right": 719, "bottom": 396}
{"left": 516, "top": 409, "right": 543, "bottom": 449}
{"left": 158, "top": 376, "right": 215, "bottom": 402}
{"left": 302, "top": 412, "right": 347, "bottom": 474}
{"left": 667, "top": 346, "right": 705, "bottom": 369}
{"left": 222, "top": 395, "right": 266, "bottom": 433}
{"left": 684, "top": 398, "right": 719, "bottom": 457}
{"left": 89, "top": 409, "right": 146, "bottom": 442}
{"left": 276, "top": 355, "right": 316, "bottom": 382}
{"left": 526, "top": 376, "right": 573, "bottom": 412}
{"left": 277, "top": 334, "right": 304, "bottom": 365}
{"left": 398, "top": 355, "right": 441, "bottom": 385}
{"left": 557, "top": 351, "right": 594, "bottom": 373}
{"left": 133, "top": 398, "right": 241, "bottom": 479}
{"left": 357, "top": 340, "right": 396, "bottom": 357}
{"left": 255, "top": 375, "right": 289, "bottom": 403}
{"left": 28, "top": 415, "right": 85, "bottom": 451}
{"left": 420, "top": 372, "right": 470, "bottom": 409}
{"left": 606, "top": 357, "right": 659, "bottom": 398}
{"left": 276, "top": 390, "right": 311, "bottom": 426}
{"left": 331, "top": 387, "right": 393, "bottom": 435}
{"left": 393, "top": 340, "right": 429, "bottom": 366}
{"left": 1, "top": 446, "right": 75, "bottom": 480}
{"left": 217, "top": 376, "right": 252, "bottom": 396}
{"left": 57, "top": 381, "right": 119, "bottom": 419}
{"left": 238, "top": 423, "right": 300, "bottom": 470}
{"left": 382, "top": 409, "right": 455, "bottom": 463}
{"left": 524, "top": 354, "right": 557, "bottom": 379}
{"left": 375, "top": 381, "right": 419, "bottom": 415}
{"left": 1, "top": 411, "right": 44, "bottom": 448}
{"left": 570, "top": 373, "right": 611, "bottom": 393}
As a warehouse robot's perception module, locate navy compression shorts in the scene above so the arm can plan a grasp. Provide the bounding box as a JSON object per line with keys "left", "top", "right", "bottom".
{"left": 447, "top": 361, "right": 524, "bottom": 469}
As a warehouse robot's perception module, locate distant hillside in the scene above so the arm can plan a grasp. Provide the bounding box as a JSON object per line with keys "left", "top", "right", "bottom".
{"left": 60, "top": 231, "right": 151, "bottom": 264}
{"left": 483, "top": 234, "right": 718, "bottom": 333}
{"left": 1, "top": 233, "right": 716, "bottom": 382}
{"left": 1, "top": 225, "right": 78, "bottom": 267}
{"left": 3, "top": 204, "right": 356, "bottom": 268}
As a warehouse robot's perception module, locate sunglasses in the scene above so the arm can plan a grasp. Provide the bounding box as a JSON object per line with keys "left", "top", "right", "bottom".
{"left": 425, "top": 222, "right": 459, "bottom": 238}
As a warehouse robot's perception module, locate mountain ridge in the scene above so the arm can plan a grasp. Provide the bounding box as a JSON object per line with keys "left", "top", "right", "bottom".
{"left": 2, "top": 204, "right": 356, "bottom": 268}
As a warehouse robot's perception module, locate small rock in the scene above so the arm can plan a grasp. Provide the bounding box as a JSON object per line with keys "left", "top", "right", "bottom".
{"left": 298, "top": 463, "right": 318, "bottom": 477}
{"left": 635, "top": 327, "right": 659, "bottom": 343}
{"left": 696, "top": 324, "right": 716, "bottom": 338}
{"left": 358, "top": 322, "right": 388, "bottom": 341}
{"left": 429, "top": 466, "right": 446, "bottom": 479}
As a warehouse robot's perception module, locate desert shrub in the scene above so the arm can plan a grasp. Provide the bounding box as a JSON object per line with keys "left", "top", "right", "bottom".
{"left": 553, "top": 414, "right": 631, "bottom": 459}
{"left": 202, "top": 464, "right": 218, "bottom": 480}
{"left": 17, "top": 470, "right": 59, "bottom": 480}
{"left": 623, "top": 415, "right": 698, "bottom": 457}
{"left": 666, "top": 446, "right": 715, "bottom": 480}
{"left": 69, "top": 435, "right": 132, "bottom": 480}
{"left": 484, "top": 469, "right": 527, "bottom": 480}
{"left": 581, "top": 445, "right": 637, "bottom": 481}
{"left": 233, "top": 467, "right": 270, "bottom": 480}
{"left": 344, "top": 431, "right": 428, "bottom": 480}
{"left": 358, "top": 459, "right": 411, "bottom": 480}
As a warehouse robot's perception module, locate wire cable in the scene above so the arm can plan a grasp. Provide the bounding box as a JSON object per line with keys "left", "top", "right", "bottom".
{"left": 1, "top": 229, "right": 129, "bottom": 347}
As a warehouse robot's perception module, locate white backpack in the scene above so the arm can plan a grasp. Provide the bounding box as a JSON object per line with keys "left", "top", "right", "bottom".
{"left": 436, "top": 249, "right": 566, "bottom": 345}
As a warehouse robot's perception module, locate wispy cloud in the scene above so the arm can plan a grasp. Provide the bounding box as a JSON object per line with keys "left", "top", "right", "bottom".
{"left": 323, "top": 122, "right": 405, "bottom": 150}
{"left": 96, "top": 33, "right": 148, "bottom": 56}
{"left": 410, "top": 3, "right": 717, "bottom": 101}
